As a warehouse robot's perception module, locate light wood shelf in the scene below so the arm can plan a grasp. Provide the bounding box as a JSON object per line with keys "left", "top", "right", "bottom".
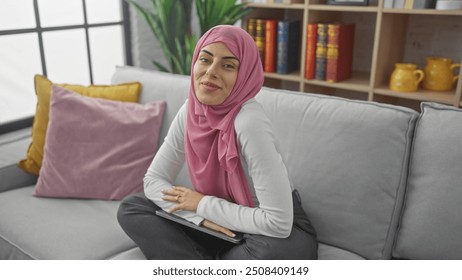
{"left": 308, "top": 4, "right": 379, "bottom": 12}
{"left": 243, "top": 0, "right": 462, "bottom": 110}
{"left": 305, "top": 71, "right": 370, "bottom": 92}
{"left": 264, "top": 71, "right": 302, "bottom": 82}
{"left": 382, "top": 8, "right": 462, "bottom": 15}
{"left": 374, "top": 87, "right": 456, "bottom": 105}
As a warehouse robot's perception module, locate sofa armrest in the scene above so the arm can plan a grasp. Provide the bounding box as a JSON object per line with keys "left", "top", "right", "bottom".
{"left": 0, "top": 127, "right": 37, "bottom": 192}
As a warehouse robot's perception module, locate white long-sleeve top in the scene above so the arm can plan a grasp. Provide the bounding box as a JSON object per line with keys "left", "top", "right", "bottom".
{"left": 143, "top": 98, "right": 294, "bottom": 238}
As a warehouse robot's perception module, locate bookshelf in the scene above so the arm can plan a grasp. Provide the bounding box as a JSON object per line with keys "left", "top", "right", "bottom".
{"left": 243, "top": 0, "right": 462, "bottom": 111}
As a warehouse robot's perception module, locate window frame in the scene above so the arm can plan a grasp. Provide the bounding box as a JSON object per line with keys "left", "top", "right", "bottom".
{"left": 0, "top": 0, "right": 132, "bottom": 134}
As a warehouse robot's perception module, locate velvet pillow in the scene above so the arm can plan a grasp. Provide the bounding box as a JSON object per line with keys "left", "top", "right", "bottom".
{"left": 18, "top": 75, "right": 141, "bottom": 175}
{"left": 34, "top": 86, "right": 165, "bottom": 200}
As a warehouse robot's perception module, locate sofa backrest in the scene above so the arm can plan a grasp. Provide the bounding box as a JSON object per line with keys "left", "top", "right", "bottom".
{"left": 256, "top": 88, "right": 418, "bottom": 259}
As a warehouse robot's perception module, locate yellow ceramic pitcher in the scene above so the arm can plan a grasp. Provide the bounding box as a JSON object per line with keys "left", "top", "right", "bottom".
{"left": 423, "top": 57, "right": 461, "bottom": 91}
{"left": 390, "top": 63, "right": 424, "bottom": 92}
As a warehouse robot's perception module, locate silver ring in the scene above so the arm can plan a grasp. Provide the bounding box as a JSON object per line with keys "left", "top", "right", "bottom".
{"left": 175, "top": 195, "right": 179, "bottom": 202}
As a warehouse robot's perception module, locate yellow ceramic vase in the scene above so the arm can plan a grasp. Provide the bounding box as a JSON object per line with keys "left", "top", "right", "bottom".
{"left": 423, "top": 57, "right": 461, "bottom": 91}
{"left": 390, "top": 63, "right": 424, "bottom": 92}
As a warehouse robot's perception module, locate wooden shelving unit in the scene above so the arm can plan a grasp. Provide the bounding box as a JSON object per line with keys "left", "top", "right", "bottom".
{"left": 244, "top": 0, "right": 462, "bottom": 111}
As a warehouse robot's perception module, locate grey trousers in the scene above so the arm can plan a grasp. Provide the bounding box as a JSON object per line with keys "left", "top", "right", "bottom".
{"left": 117, "top": 190, "right": 317, "bottom": 260}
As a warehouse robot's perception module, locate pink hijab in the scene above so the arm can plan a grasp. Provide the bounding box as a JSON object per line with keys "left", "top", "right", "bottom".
{"left": 185, "top": 25, "right": 264, "bottom": 207}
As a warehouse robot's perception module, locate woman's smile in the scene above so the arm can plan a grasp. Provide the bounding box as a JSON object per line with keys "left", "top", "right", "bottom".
{"left": 201, "top": 81, "right": 221, "bottom": 91}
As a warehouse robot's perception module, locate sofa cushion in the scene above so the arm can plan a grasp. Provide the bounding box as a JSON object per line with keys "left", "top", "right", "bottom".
{"left": 256, "top": 88, "right": 418, "bottom": 259}
{"left": 18, "top": 75, "right": 141, "bottom": 175}
{"left": 111, "top": 66, "right": 189, "bottom": 148}
{"left": 317, "top": 243, "right": 365, "bottom": 260}
{"left": 393, "top": 102, "right": 462, "bottom": 259}
{"left": 34, "top": 86, "right": 165, "bottom": 200}
{"left": 0, "top": 186, "right": 136, "bottom": 259}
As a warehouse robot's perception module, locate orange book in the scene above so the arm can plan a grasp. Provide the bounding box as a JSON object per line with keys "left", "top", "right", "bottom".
{"left": 304, "top": 23, "right": 317, "bottom": 79}
{"left": 264, "top": 19, "right": 278, "bottom": 73}
{"left": 326, "top": 23, "right": 355, "bottom": 83}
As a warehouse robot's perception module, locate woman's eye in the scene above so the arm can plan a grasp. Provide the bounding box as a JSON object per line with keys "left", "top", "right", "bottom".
{"left": 199, "top": 57, "right": 209, "bottom": 63}
{"left": 223, "top": 64, "right": 235, "bottom": 69}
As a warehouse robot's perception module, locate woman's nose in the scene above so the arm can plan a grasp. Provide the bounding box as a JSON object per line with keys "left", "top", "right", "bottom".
{"left": 206, "top": 62, "right": 219, "bottom": 77}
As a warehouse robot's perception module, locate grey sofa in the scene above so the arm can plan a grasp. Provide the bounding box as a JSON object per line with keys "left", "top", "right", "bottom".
{"left": 1, "top": 66, "right": 461, "bottom": 260}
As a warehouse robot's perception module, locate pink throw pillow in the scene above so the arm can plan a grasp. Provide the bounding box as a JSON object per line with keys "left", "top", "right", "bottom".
{"left": 34, "top": 85, "right": 166, "bottom": 200}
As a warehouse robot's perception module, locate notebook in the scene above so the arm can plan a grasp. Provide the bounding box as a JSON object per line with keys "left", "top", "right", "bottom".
{"left": 155, "top": 210, "right": 243, "bottom": 244}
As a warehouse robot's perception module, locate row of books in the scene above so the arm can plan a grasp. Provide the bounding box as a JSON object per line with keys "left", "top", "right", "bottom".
{"left": 305, "top": 22, "right": 355, "bottom": 83}
{"left": 246, "top": 18, "right": 301, "bottom": 74}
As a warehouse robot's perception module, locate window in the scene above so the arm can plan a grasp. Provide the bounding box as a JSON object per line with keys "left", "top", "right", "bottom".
{"left": 0, "top": 0, "right": 131, "bottom": 131}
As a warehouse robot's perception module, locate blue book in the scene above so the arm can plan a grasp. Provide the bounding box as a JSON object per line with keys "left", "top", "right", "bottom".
{"left": 315, "top": 23, "right": 328, "bottom": 80}
{"left": 277, "top": 20, "right": 301, "bottom": 74}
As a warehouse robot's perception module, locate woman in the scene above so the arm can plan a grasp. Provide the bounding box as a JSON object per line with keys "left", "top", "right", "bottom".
{"left": 117, "top": 25, "right": 317, "bottom": 259}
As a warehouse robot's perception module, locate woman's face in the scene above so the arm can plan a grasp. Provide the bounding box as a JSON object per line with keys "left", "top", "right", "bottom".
{"left": 193, "top": 42, "right": 240, "bottom": 106}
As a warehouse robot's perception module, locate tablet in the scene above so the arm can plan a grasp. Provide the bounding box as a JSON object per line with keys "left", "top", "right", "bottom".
{"left": 155, "top": 210, "right": 243, "bottom": 244}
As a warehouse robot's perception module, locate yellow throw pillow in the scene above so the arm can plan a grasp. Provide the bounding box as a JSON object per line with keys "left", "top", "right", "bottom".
{"left": 18, "top": 75, "right": 142, "bottom": 175}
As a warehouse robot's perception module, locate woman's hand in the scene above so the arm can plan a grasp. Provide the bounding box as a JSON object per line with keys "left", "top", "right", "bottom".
{"left": 162, "top": 186, "right": 204, "bottom": 213}
{"left": 202, "top": 219, "right": 236, "bottom": 237}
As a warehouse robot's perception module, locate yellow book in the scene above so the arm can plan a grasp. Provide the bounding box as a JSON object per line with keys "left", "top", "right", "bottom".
{"left": 255, "top": 19, "right": 266, "bottom": 65}
{"left": 405, "top": 0, "right": 415, "bottom": 9}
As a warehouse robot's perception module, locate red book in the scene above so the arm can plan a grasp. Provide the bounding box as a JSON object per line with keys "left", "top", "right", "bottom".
{"left": 264, "top": 19, "right": 278, "bottom": 73}
{"left": 326, "top": 23, "right": 355, "bottom": 83}
{"left": 304, "top": 23, "right": 317, "bottom": 79}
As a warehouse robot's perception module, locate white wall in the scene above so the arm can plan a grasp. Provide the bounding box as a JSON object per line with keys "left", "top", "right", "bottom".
{"left": 129, "top": 0, "right": 165, "bottom": 70}
{"left": 129, "top": 0, "right": 199, "bottom": 71}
